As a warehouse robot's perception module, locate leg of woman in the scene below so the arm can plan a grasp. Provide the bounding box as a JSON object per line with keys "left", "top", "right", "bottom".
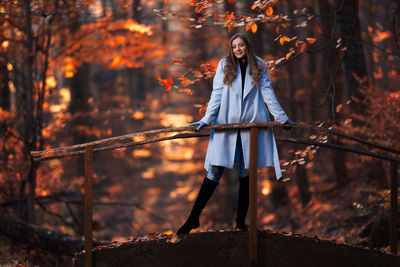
{"left": 176, "top": 166, "right": 224, "bottom": 235}
{"left": 236, "top": 133, "right": 249, "bottom": 230}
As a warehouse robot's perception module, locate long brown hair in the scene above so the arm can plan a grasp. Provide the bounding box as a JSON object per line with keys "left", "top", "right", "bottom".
{"left": 223, "top": 33, "right": 262, "bottom": 86}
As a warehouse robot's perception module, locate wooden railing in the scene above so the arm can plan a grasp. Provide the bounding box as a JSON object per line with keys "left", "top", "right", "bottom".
{"left": 31, "top": 122, "right": 400, "bottom": 266}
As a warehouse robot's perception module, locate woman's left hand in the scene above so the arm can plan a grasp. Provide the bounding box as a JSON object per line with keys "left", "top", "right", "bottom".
{"left": 189, "top": 121, "right": 208, "bottom": 132}
{"left": 282, "top": 119, "right": 295, "bottom": 131}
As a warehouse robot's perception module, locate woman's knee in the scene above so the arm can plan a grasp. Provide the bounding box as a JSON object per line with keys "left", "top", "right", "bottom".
{"left": 207, "top": 165, "right": 225, "bottom": 182}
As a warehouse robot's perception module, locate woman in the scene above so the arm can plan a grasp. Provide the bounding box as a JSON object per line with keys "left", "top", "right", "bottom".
{"left": 177, "top": 33, "right": 294, "bottom": 235}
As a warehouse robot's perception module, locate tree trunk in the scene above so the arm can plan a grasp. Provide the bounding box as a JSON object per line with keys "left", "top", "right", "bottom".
{"left": 334, "top": 0, "right": 368, "bottom": 99}
{"left": 101, "top": 0, "right": 107, "bottom": 17}
{"left": 22, "top": 0, "right": 36, "bottom": 224}
{"left": 332, "top": 136, "right": 348, "bottom": 187}
{"left": 224, "top": 0, "right": 235, "bottom": 13}
{"left": 0, "top": 62, "right": 10, "bottom": 110}
{"left": 68, "top": 63, "right": 93, "bottom": 235}
{"left": 129, "top": 0, "right": 145, "bottom": 106}
{"left": 334, "top": 0, "right": 368, "bottom": 186}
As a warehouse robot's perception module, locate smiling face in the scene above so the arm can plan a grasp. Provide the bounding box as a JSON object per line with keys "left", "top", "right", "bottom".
{"left": 231, "top": 37, "right": 247, "bottom": 61}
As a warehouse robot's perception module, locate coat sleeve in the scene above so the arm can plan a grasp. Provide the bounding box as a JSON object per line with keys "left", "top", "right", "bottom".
{"left": 200, "top": 59, "right": 225, "bottom": 125}
{"left": 259, "top": 62, "right": 288, "bottom": 124}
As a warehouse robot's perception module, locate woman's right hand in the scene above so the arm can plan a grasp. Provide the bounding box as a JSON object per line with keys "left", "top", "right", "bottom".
{"left": 189, "top": 121, "right": 208, "bottom": 132}
{"left": 282, "top": 119, "right": 295, "bottom": 131}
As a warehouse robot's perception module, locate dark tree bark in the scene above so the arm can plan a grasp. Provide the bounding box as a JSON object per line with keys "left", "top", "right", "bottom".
{"left": 68, "top": 63, "right": 93, "bottom": 235}
{"left": 335, "top": 0, "right": 375, "bottom": 187}
{"left": 101, "top": 0, "right": 107, "bottom": 17}
{"left": 18, "top": 0, "right": 37, "bottom": 224}
{"left": 224, "top": 0, "right": 235, "bottom": 13}
{"left": 334, "top": 0, "right": 368, "bottom": 99}
{"left": 129, "top": 0, "right": 145, "bottom": 106}
{"left": 0, "top": 61, "right": 10, "bottom": 110}
{"left": 332, "top": 136, "right": 348, "bottom": 187}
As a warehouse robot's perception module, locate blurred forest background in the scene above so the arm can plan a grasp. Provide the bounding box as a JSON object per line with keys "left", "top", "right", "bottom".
{"left": 0, "top": 0, "right": 399, "bottom": 264}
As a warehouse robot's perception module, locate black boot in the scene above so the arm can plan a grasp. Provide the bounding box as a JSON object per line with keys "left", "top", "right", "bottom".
{"left": 236, "top": 176, "right": 249, "bottom": 231}
{"left": 177, "top": 177, "right": 218, "bottom": 235}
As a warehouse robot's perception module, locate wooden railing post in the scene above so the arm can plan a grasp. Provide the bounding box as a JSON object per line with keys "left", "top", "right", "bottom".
{"left": 84, "top": 146, "right": 93, "bottom": 267}
{"left": 390, "top": 162, "right": 398, "bottom": 255}
{"left": 249, "top": 127, "right": 258, "bottom": 264}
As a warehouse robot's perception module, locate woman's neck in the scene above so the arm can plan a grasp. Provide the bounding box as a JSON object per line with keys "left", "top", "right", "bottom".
{"left": 239, "top": 57, "right": 247, "bottom": 64}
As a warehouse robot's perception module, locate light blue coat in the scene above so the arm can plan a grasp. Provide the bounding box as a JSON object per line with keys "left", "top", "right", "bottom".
{"left": 200, "top": 57, "right": 288, "bottom": 180}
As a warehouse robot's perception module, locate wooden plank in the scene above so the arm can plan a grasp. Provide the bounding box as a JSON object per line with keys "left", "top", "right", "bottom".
{"left": 30, "top": 122, "right": 279, "bottom": 157}
{"left": 84, "top": 146, "right": 93, "bottom": 267}
{"left": 249, "top": 127, "right": 258, "bottom": 264}
{"left": 33, "top": 133, "right": 400, "bottom": 164}
{"left": 31, "top": 122, "right": 400, "bottom": 159}
{"left": 390, "top": 162, "right": 398, "bottom": 255}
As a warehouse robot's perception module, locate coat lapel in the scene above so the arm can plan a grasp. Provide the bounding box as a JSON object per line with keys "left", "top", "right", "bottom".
{"left": 232, "top": 63, "right": 242, "bottom": 100}
{"left": 243, "top": 64, "right": 254, "bottom": 100}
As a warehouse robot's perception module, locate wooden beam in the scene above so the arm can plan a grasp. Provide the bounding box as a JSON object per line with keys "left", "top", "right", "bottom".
{"left": 32, "top": 133, "right": 400, "bottom": 164}
{"left": 31, "top": 122, "right": 400, "bottom": 160}
{"left": 249, "top": 127, "right": 258, "bottom": 264}
{"left": 390, "top": 162, "right": 398, "bottom": 255}
{"left": 84, "top": 146, "right": 93, "bottom": 267}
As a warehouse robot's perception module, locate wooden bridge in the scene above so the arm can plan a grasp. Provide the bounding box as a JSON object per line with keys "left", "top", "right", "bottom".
{"left": 31, "top": 122, "right": 400, "bottom": 266}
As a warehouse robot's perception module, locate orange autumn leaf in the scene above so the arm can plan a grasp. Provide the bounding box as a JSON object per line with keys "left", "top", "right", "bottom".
{"left": 158, "top": 77, "right": 173, "bottom": 91}
{"left": 295, "top": 39, "right": 300, "bottom": 47}
{"left": 336, "top": 104, "right": 342, "bottom": 113}
{"left": 193, "top": 71, "right": 203, "bottom": 78}
{"left": 275, "top": 26, "right": 279, "bottom": 33}
{"left": 266, "top": 7, "right": 274, "bottom": 16}
{"left": 279, "top": 35, "right": 290, "bottom": 45}
{"left": 195, "top": 4, "right": 204, "bottom": 13}
{"left": 285, "top": 51, "right": 293, "bottom": 60}
{"left": 181, "top": 79, "right": 192, "bottom": 86}
{"left": 177, "top": 87, "right": 193, "bottom": 95}
{"left": 292, "top": 165, "right": 298, "bottom": 173}
{"left": 300, "top": 42, "right": 307, "bottom": 52}
{"left": 214, "top": 10, "right": 219, "bottom": 21}
{"left": 246, "top": 23, "right": 252, "bottom": 32}
{"left": 251, "top": 23, "right": 258, "bottom": 33}
{"left": 309, "top": 150, "right": 315, "bottom": 160}
{"left": 171, "top": 57, "right": 188, "bottom": 67}
{"left": 344, "top": 118, "right": 352, "bottom": 124}
{"left": 225, "top": 11, "right": 234, "bottom": 21}
{"left": 306, "top": 37, "right": 316, "bottom": 44}
{"left": 251, "top": 2, "right": 258, "bottom": 10}
{"left": 198, "top": 105, "right": 207, "bottom": 115}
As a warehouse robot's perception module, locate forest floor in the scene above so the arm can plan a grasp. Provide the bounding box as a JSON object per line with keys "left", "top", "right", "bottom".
{"left": 0, "top": 173, "right": 396, "bottom": 266}
{"left": 0, "top": 234, "right": 71, "bottom": 267}
{"left": 265, "top": 175, "right": 393, "bottom": 252}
